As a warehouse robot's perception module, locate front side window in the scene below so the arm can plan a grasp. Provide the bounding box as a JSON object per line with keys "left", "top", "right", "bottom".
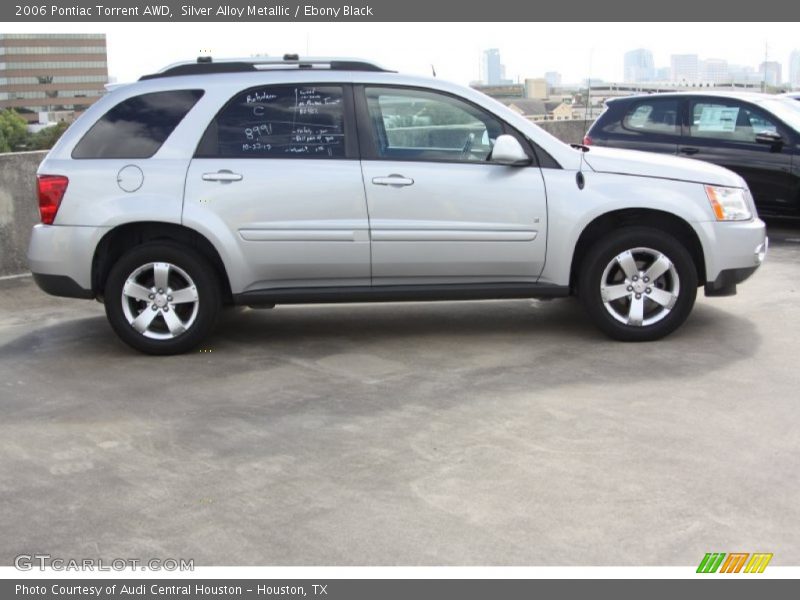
{"left": 72, "top": 90, "right": 203, "bottom": 159}
{"left": 196, "top": 85, "right": 346, "bottom": 158}
{"left": 364, "top": 87, "right": 504, "bottom": 162}
{"left": 622, "top": 99, "right": 679, "bottom": 134}
{"left": 689, "top": 100, "right": 780, "bottom": 143}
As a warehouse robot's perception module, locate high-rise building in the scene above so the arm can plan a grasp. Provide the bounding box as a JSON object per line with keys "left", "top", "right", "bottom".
{"left": 655, "top": 67, "right": 671, "bottom": 81}
{"left": 759, "top": 61, "right": 782, "bottom": 87}
{"left": 623, "top": 48, "right": 655, "bottom": 83}
{"left": 788, "top": 50, "right": 800, "bottom": 89}
{"left": 0, "top": 33, "right": 108, "bottom": 123}
{"left": 728, "top": 64, "right": 759, "bottom": 84}
{"left": 544, "top": 71, "right": 562, "bottom": 89}
{"left": 480, "top": 48, "right": 512, "bottom": 86}
{"left": 701, "top": 59, "right": 729, "bottom": 84}
{"left": 670, "top": 54, "right": 699, "bottom": 83}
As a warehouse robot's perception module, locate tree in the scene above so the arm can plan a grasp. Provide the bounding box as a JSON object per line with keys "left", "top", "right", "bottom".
{"left": 0, "top": 109, "right": 30, "bottom": 152}
{"left": 29, "top": 121, "right": 69, "bottom": 150}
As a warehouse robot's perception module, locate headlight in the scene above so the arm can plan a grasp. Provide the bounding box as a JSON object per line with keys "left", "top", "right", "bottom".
{"left": 704, "top": 185, "right": 752, "bottom": 221}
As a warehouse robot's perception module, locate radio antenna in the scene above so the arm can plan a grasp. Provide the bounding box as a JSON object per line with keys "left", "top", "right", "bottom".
{"left": 583, "top": 49, "right": 593, "bottom": 143}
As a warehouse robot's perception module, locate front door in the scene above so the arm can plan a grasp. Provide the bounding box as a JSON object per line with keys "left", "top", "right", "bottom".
{"left": 356, "top": 85, "right": 548, "bottom": 285}
{"left": 681, "top": 97, "right": 795, "bottom": 215}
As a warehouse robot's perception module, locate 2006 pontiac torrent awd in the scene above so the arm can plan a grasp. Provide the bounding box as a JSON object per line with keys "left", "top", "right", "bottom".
{"left": 28, "top": 55, "right": 767, "bottom": 354}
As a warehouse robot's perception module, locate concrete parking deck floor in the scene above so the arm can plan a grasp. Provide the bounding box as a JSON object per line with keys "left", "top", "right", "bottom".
{"left": 1, "top": 226, "right": 798, "bottom": 566}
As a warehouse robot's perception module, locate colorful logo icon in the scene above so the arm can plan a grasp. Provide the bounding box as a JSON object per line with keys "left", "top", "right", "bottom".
{"left": 697, "top": 552, "right": 773, "bottom": 573}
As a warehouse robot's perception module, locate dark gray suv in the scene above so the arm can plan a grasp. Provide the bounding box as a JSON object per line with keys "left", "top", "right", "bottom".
{"left": 585, "top": 92, "right": 800, "bottom": 217}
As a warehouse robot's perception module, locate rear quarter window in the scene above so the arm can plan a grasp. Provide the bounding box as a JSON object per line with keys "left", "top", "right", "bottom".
{"left": 622, "top": 99, "right": 680, "bottom": 134}
{"left": 72, "top": 89, "right": 204, "bottom": 159}
{"left": 195, "top": 84, "right": 346, "bottom": 159}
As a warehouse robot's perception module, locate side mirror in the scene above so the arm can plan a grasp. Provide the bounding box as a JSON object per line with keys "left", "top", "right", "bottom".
{"left": 491, "top": 135, "right": 532, "bottom": 166}
{"left": 755, "top": 130, "right": 783, "bottom": 147}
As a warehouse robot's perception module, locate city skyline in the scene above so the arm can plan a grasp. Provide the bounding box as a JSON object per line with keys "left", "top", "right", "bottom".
{"left": 620, "top": 47, "right": 797, "bottom": 86}
{"left": 2, "top": 22, "right": 799, "bottom": 88}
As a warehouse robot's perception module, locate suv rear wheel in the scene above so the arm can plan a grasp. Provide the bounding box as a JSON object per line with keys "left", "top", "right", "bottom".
{"left": 104, "top": 243, "right": 221, "bottom": 354}
{"left": 579, "top": 227, "right": 698, "bottom": 341}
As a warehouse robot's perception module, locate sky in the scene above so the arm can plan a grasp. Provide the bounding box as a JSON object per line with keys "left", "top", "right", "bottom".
{"left": 4, "top": 21, "right": 800, "bottom": 85}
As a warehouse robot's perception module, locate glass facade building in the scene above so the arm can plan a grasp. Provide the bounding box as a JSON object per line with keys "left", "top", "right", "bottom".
{"left": 0, "top": 33, "right": 108, "bottom": 123}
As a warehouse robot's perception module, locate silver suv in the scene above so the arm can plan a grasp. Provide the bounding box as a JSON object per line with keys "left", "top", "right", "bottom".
{"left": 28, "top": 56, "right": 767, "bottom": 354}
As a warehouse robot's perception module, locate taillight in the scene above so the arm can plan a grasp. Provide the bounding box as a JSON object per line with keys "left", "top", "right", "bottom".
{"left": 582, "top": 135, "right": 593, "bottom": 146}
{"left": 37, "top": 175, "right": 69, "bottom": 225}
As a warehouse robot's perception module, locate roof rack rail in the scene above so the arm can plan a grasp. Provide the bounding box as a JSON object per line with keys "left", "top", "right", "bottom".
{"left": 139, "top": 55, "right": 393, "bottom": 80}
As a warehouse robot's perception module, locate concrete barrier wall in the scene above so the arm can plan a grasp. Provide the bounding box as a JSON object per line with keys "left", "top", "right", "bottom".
{"left": 536, "top": 119, "right": 590, "bottom": 145}
{"left": 0, "top": 121, "right": 591, "bottom": 277}
{"left": 0, "top": 151, "right": 47, "bottom": 277}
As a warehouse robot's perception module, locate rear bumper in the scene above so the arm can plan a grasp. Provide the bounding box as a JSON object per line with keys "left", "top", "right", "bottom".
{"left": 31, "top": 273, "right": 93, "bottom": 299}
{"left": 27, "top": 224, "right": 109, "bottom": 297}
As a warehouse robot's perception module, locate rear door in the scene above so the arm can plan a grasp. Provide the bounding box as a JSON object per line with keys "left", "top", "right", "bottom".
{"left": 183, "top": 83, "right": 370, "bottom": 292}
{"left": 680, "top": 97, "right": 795, "bottom": 214}
{"left": 595, "top": 97, "right": 681, "bottom": 155}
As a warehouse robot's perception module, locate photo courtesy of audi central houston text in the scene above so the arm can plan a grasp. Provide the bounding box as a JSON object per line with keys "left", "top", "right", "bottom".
{"left": 28, "top": 55, "right": 767, "bottom": 354}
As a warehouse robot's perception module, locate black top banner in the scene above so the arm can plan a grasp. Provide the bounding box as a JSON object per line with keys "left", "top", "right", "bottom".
{"left": 3, "top": 0, "right": 800, "bottom": 21}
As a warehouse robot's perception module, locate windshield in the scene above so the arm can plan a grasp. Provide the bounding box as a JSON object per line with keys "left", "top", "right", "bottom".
{"left": 759, "top": 98, "right": 800, "bottom": 132}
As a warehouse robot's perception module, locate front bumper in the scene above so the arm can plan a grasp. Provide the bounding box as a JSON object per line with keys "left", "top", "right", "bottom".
{"left": 705, "top": 225, "right": 769, "bottom": 296}
{"left": 695, "top": 218, "right": 767, "bottom": 296}
{"left": 704, "top": 264, "right": 760, "bottom": 297}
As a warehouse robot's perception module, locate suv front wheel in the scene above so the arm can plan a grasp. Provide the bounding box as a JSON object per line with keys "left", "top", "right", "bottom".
{"left": 104, "top": 243, "right": 221, "bottom": 354}
{"left": 579, "top": 227, "right": 698, "bottom": 341}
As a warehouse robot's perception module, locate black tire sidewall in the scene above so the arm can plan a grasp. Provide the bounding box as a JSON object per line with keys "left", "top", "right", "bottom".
{"left": 579, "top": 227, "right": 698, "bottom": 342}
{"left": 104, "top": 243, "right": 221, "bottom": 355}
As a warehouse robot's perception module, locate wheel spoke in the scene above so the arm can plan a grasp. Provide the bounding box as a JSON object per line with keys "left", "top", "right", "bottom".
{"left": 161, "top": 309, "right": 186, "bottom": 336}
{"left": 601, "top": 283, "right": 631, "bottom": 302}
{"left": 122, "top": 281, "right": 152, "bottom": 302}
{"left": 645, "top": 253, "right": 672, "bottom": 282}
{"left": 616, "top": 250, "right": 639, "bottom": 279}
{"left": 169, "top": 285, "right": 198, "bottom": 304}
{"left": 131, "top": 308, "right": 158, "bottom": 333}
{"left": 153, "top": 262, "right": 170, "bottom": 291}
{"left": 627, "top": 295, "right": 645, "bottom": 326}
{"left": 648, "top": 287, "right": 677, "bottom": 309}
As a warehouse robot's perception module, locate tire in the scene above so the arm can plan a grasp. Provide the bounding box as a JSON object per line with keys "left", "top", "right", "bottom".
{"left": 104, "top": 242, "right": 221, "bottom": 355}
{"left": 578, "top": 227, "right": 698, "bottom": 342}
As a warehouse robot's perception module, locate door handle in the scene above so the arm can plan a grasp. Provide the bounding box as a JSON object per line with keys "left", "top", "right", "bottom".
{"left": 372, "top": 174, "right": 414, "bottom": 187}
{"left": 679, "top": 147, "right": 700, "bottom": 156}
{"left": 202, "top": 170, "right": 243, "bottom": 183}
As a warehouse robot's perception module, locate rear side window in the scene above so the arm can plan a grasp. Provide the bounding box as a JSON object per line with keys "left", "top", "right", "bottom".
{"left": 622, "top": 99, "right": 680, "bottom": 134}
{"left": 72, "top": 90, "right": 204, "bottom": 159}
{"left": 195, "top": 85, "right": 346, "bottom": 158}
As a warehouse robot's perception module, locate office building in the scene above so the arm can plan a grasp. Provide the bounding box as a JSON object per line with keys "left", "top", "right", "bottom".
{"left": 788, "top": 50, "right": 800, "bottom": 88}
{"left": 623, "top": 48, "right": 655, "bottom": 83}
{"left": 759, "top": 61, "right": 782, "bottom": 87}
{"left": 480, "top": 48, "right": 512, "bottom": 86}
{"left": 544, "top": 71, "right": 562, "bottom": 89}
{"left": 670, "top": 54, "right": 699, "bottom": 83}
{"left": 701, "top": 59, "right": 729, "bottom": 84}
{"left": 0, "top": 33, "right": 108, "bottom": 123}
